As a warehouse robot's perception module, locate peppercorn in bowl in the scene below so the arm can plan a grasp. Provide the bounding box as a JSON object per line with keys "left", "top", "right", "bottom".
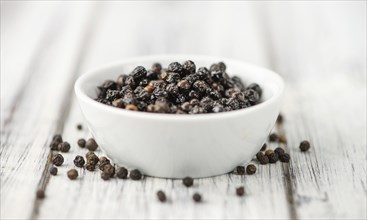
{"left": 75, "top": 55, "right": 284, "bottom": 178}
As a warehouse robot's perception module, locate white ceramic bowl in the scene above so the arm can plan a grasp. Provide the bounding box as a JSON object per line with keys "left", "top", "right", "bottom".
{"left": 75, "top": 55, "right": 284, "bottom": 178}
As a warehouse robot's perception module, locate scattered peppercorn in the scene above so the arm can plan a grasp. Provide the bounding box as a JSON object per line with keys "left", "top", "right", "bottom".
{"left": 77, "top": 138, "right": 86, "bottom": 148}
{"left": 50, "top": 134, "right": 63, "bottom": 150}
{"left": 260, "top": 143, "right": 267, "bottom": 151}
{"left": 52, "top": 134, "right": 63, "bottom": 143}
{"left": 279, "top": 153, "right": 290, "bottom": 163}
{"left": 130, "top": 169, "right": 142, "bottom": 180}
{"left": 183, "top": 177, "right": 194, "bottom": 187}
{"left": 85, "top": 161, "right": 95, "bottom": 171}
{"left": 49, "top": 166, "right": 58, "bottom": 176}
{"left": 157, "top": 190, "right": 167, "bottom": 202}
{"left": 279, "top": 135, "right": 287, "bottom": 144}
{"left": 246, "top": 164, "right": 257, "bottom": 175}
{"left": 256, "top": 152, "right": 269, "bottom": 164}
{"left": 86, "top": 151, "right": 99, "bottom": 165}
{"left": 86, "top": 138, "right": 98, "bottom": 151}
{"left": 300, "top": 140, "right": 311, "bottom": 152}
{"left": 236, "top": 166, "right": 246, "bottom": 175}
{"left": 116, "top": 167, "right": 128, "bottom": 179}
{"left": 267, "top": 152, "right": 279, "bottom": 163}
{"left": 268, "top": 133, "right": 279, "bottom": 142}
{"left": 36, "top": 189, "right": 45, "bottom": 199}
{"left": 99, "top": 156, "right": 110, "bottom": 164}
{"left": 52, "top": 154, "right": 64, "bottom": 166}
{"left": 274, "top": 147, "right": 285, "bottom": 155}
{"left": 49, "top": 140, "right": 59, "bottom": 151}
{"left": 236, "top": 186, "right": 245, "bottom": 196}
{"left": 101, "top": 172, "right": 110, "bottom": 180}
{"left": 276, "top": 114, "right": 284, "bottom": 124}
{"left": 99, "top": 160, "right": 111, "bottom": 171}
{"left": 58, "top": 141, "right": 71, "bottom": 152}
{"left": 73, "top": 155, "right": 85, "bottom": 168}
{"left": 67, "top": 169, "right": 78, "bottom": 180}
{"left": 77, "top": 124, "right": 83, "bottom": 130}
{"left": 193, "top": 193, "right": 202, "bottom": 203}
{"left": 95, "top": 61, "right": 262, "bottom": 114}
{"left": 103, "top": 164, "right": 115, "bottom": 177}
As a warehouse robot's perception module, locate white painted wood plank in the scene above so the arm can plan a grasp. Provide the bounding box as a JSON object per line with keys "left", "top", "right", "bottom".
{"left": 0, "top": 3, "right": 95, "bottom": 219}
{"left": 283, "top": 78, "right": 366, "bottom": 219}
{"left": 1, "top": 1, "right": 65, "bottom": 123}
{"left": 260, "top": 1, "right": 367, "bottom": 219}
{"left": 38, "top": 2, "right": 292, "bottom": 219}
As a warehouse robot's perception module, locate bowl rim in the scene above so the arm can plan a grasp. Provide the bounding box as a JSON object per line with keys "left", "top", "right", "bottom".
{"left": 74, "top": 54, "right": 284, "bottom": 121}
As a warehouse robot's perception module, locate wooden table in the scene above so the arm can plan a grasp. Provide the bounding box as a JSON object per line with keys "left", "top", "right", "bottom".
{"left": 1, "top": 1, "right": 366, "bottom": 219}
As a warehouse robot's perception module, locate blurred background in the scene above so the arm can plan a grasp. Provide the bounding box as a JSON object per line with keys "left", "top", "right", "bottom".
{"left": 1, "top": 1, "right": 366, "bottom": 103}
{"left": 2, "top": 1, "right": 366, "bottom": 124}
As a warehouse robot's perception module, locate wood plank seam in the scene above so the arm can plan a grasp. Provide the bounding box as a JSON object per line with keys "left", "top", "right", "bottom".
{"left": 28, "top": 5, "right": 103, "bottom": 220}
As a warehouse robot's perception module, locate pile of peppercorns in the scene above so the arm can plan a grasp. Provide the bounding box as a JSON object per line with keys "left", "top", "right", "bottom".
{"left": 95, "top": 61, "right": 262, "bottom": 114}
{"left": 48, "top": 134, "right": 143, "bottom": 182}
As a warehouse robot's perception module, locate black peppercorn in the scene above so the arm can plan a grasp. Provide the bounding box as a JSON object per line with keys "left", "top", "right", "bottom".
{"left": 168, "top": 62, "right": 183, "bottom": 74}
{"left": 73, "top": 156, "right": 85, "bottom": 168}
{"left": 86, "top": 138, "right": 98, "bottom": 151}
{"left": 236, "top": 186, "right": 245, "bottom": 196}
{"left": 246, "top": 164, "right": 257, "bottom": 175}
{"left": 268, "top": 133, "right": 279, "bottom": 142}
{"left": 131, "top": 66, "right": 147, "bottom": 81}
{"left": 183, "top": 177, "right": 194, "bottom": 187}
{"left": 76, "top": 124, "right": 83, "bottom": 130}
{"left": 157, "top": 190, "right": 167, "bottom": 202}
{"left": 267, "top": 151, "right": 279, "bottom": 163}
{"left": 49, "top": 140, "right": 59, "bottom": 151}
{"left": 300, "top": 140, "right": 311, "bottom": 152}
{"left": 85, "top": 161, "right": 95, "bottom": 171}
{"left": 276, "top": 114, "right": 284, "bottom": 124}
{"left": 77, "top": 138, "right": 86, "bottom": 148}
{"left": 274, "top": 147, "right": 285, "bottom": 155}
{"left": 130, "top": 169, "right": 142, "bottom": 180}
{"left": 151, "top": 63, "right": 162, "bottom": 74}
{"left": 86, "top": 151, "right": 99, "bottom": 165}
{"left": 52, "top": 154, "right": 64, "bottom": 166}
{"left": 193, "top": 193, "right": 202, "bottom": 203}
{"left": 103, "top": 164, "right": 115, "bottom": 177}
{"left": 116, "top": 167, "right": 128, "bottom": 179}
{"left": 260, "top": 143, "right": 267, "bottom": 151}
{"left": 58, "top": 142, "right": 71, "bottom": 152}
{"left": 99, "top": 160, "right": 111, "bottom": 171}
{"left": 36, "top": 189, "right": 45, "bottom": 199}
{"left": 243, "top": 89, "right": 260, "bottom": 104}
{"left": 67, "top": 169, "right": 78, "bottom": 180}
{"left": 236, "top": 166, "right": 245, "bottom": 175}
{"left": 279, "top": 153, "right": 290, "bottom": 163}
{"left": 49, "top": 166, "right": 58, "bottom": 176}
{"left": 101, "top": 172, "right": 110, "bottom": 180}
{"left": 182, "top": 60, "right": 196, "bottom": 75}
{"left": 247, "top": 83, "right": 262, "bottom": 96}
{"left": 256, "top": 152, "right": 269, "bottom": 165}
{"left": 52, "top": 134, "right": 63, "bottom": 142}
{"left": 99, "top": 156, "right": 110, "bottom": 163}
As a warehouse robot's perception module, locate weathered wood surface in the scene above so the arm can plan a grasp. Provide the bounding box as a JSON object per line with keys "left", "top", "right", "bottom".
{"left": 1, "top": 1, "right": 366, "bottom": 219}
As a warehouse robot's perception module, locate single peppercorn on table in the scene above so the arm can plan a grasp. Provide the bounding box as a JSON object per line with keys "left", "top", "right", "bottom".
{"left": 1, "top": 2, "right": 366, "bottom": 220}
